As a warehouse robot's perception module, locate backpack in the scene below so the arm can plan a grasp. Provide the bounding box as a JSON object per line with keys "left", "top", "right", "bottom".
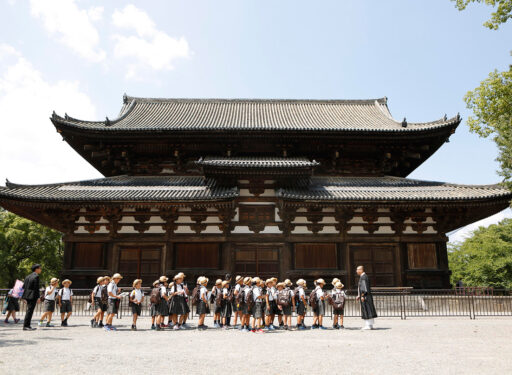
{"left": 245, "top": 288, "right": 254, "bottom": 309}
{"left": 149, "top": 286, "right": 161, "bottom": 304}
{"left": 331, "top": 292, "right": 345, "bottom": 310}
{"left": 277, "top": 290, "right": 291, "bottom": 307}
{"left": 191, "top": 286, "right": 200, "bottom": 305}
{"left": 100, "top": 285, "right": 108, "bottom": 304}
{"left": 215, "top": 288, "right": 223, "bottom": 305}
{"left": 235, "top": 287, "right": 245, "bottom": 305}
{"left": 293, "top": 287, "right": 301, "bottom": 305}
{"left": 308, "top": 289, "right": 318, "bottom": 309}
{"left": 39, "top": 289, "right": 46, "bottom": 303}
{"left": 225, "top": 289, "right": 233, "bottom": 303}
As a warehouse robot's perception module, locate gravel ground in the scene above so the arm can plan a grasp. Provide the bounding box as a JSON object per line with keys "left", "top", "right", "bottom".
{"left": 0, "top": 316, "right": 511, "bottom": 375}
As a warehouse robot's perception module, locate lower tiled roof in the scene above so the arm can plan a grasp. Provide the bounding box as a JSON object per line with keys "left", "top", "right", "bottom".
{"left": 0, "top": 176, "right": 238, "bottom": 202}
{"left": 278, "top": 176, "right": 512, "bottom": 202}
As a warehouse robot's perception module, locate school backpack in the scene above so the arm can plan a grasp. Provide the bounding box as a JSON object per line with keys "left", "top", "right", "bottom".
{"left": 39, "top": 289, "right": 46, "bottom": 302}
{"left": 100, "top": 285, "right": 108, "bottom": 304}
{"left": 245, "top": 288, "right": 254, "bottom": 309}
{"left": 308, "top": 289, "right": 318, "bottom": 309}
{"left": 331, "top": 292, "right": 345, "bottom": 310}
{"left": 277, "top": 290, "right": 291, "bottom": 307}
{"left": 225, "top": 288, "right": 233, "bottom": 303}
{"left": 235, "top": 287, "right": 245, "bottom": 305}
{"left": 215, "top": 288, "right": 223, "bottom": 305}
{"left": 191, "top": 286, "right": 200, "bottom": 305}
{"left": 149, "top": 286, "right": 161, "bottom": 304}
{"left": 293, "top": 287, "right": 301, "bottom": 305}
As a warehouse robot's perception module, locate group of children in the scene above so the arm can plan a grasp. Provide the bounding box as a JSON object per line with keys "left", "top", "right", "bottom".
{"left": 3, "top": 272, "right": 348, "bottom": 332}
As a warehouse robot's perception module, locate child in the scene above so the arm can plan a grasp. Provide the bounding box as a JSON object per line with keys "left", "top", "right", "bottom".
{"left": 156, "top": 276, "right": 169, "bottom": 331}
{"left": 166, "top": 281, "right": 174, "bottom": 328}
{"left": 58, "top": 279, "right": 73, "bottom": 327}
{"left": 91, "top": 276, "right": 107, "bottom": 328}
{"left": 212, "top": 279, "right": 223, "bottom": 328}
{"left": 169, "top": 272, "right": 188, "bottom": 330}
{"left": 150, "top": 279, "right": 159, "bottom": 330}
{"left": 241, "top": 277, "right": 252, "bottom": 332}
{"left": 312, "top": 279, "right": 327, "bottom": 330}
{"left": 259, "top": 279, "right": 267, "bottom": 328}
{"left": 330, "top": 282, "right": 346, "bottom": 329}
{"left": 251, "top": 277, "right": 264, "bottom": 333}
{"left": 295, "top": 279, "right": 307, "bottom": 330}
{"left": 224, "top": 273, "right": 233, "bottom": 327}
{"left": 196, "top": 276, "right": 209, "bottom": 330}
{"left": 130, "top": 279, "right": 144, "bottom": 331}
{"left": 221, "top": 280, "right": 232, "bottom": 330}
{"left": 264, "top": 279, "right": 276, "bottom": 330}
{"left": 4, "top": 283, "right": 20, "bottom": 324}
{"left": 232, "top": 275, "right": 243, "bottom": 328}
{"left": 105, "top": 273, "right": 123, "bottom": 331}
{"left": 39, "top": 278, "right": 59, "bottom": 327}
{"left": 278, "top": 281, "right": 295, "bottom": 330}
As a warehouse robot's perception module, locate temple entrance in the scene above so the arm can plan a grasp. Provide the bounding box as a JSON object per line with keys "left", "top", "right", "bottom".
{"left": 349, "top": 244, "right": 397, "bottom": 287}
{"left": 234, "top": 244, "right": 280, "bottom": 280}
{"left": 118, "top": 246, "right": 161, "bottom": 286}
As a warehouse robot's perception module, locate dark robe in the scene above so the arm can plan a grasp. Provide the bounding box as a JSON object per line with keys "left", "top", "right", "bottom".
{"left": 21, "top": 271, "right": 40, "bottom": 328}
{"left": 358, "top": 273, "right": 377, "bottom": 320}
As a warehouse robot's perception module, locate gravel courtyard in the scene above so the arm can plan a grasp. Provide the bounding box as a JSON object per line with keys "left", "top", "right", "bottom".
{"left": 1, "top": 316, "right": 511, "bottom": 374}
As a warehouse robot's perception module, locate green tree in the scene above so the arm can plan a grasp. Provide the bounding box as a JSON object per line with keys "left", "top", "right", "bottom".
{"left": 453, "top": 0, "right": 512, "bottom": 29}
{"left": 449, "top": 218, "right": 512, "bottom": 288}
{"left": 0, "top": 208, "right": 63, "bottom": 288}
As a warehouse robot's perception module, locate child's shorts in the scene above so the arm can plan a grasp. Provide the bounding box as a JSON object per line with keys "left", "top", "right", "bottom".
{"left": 131, "top": 303, "right": 142, "bottom": 316}
{"left": 333, "top": 307, "right": 344, "bottom": 315}
{"left": 60, "top": 300, "right": 72, "bottom": 313}
{"left": 296, "top": 301, "right": 306, "bottom": 316}
{"left": 44, "top": 299, "right": 55, "bottom": 312}
{"left": 94, "top": 297, "right": 107, "bottom": 312}
{"left": 107, "top": 300, "right": 119, "bottom": 315}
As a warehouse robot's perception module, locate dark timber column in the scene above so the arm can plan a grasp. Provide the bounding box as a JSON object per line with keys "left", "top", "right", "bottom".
{"left": 165, "top": 242, "right": 174, "bottom": 273}
{"left": 222, "top": 242, "right": 233, "bottom": 274}
{"left": 437, "top": 240, "right": 451, "bottom": 288}
{"left": 281, "top": 242, "right": 292, "bottom": 280}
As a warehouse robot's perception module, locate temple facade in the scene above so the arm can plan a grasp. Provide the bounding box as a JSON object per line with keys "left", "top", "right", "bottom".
{"left": 1, "top": 96, "right": 510, "bottom": 288}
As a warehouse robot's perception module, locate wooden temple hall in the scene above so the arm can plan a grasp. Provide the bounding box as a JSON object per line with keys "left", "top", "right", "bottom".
{"left": 1, "top": 95, "right": 510, "bottom": 289}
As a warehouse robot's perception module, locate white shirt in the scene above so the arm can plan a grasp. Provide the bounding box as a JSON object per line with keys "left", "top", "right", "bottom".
{"left": 268, "top": 286, "right": 276, "bottom": 301}
{"left": 45, "top": 286, "right": 58, "bottom": 300}
{"left": 253, "top": 286, "right": 262, "bottom": 300}
{"left": 235, "top": 284, "right": 241, "bottom": 294}
{"left": 93, "top": 285, "right": 104, "bottom": 298}
{"left": 160, "top": 285, "right": 167, "bottom": 297}
{"left": 108, "top": 282, "right": 119, "bottom": 300}
{"left": 222, "top": 287, "right": 230, "bottom": 297}
{"left": 315, "top": 286, "right": 324, "bottom": 299}
{"left": 298, "top": 286, "right": 305, "bottom": 299}
{"left": 199, "top": 285, "right": 208, "bottom": 300}
{"left": 173, "top": 283, "right": 186, "bottom": 295}
{"left": 130, "top": 289, "right": 143, "bottom": 303}
{"left": 59, "top": 287, "right": 73, "bottom": 301}
{"left": 243, "top": 285, "right": 251, "bottom": 302}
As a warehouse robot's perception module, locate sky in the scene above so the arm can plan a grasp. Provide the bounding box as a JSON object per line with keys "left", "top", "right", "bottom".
{"left": 0, "top": 0, "right": 511, "bottom": 242}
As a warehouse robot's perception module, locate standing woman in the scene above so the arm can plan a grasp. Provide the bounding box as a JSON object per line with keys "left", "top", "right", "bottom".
{"left": 356, "top": 265, "right": 378, "bottom": 330}
{"left": 196, "top": 277, "right": 209, "bottom": 330}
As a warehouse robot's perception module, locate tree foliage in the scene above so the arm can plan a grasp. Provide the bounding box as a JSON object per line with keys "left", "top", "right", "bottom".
{"left": 453, "top": 0, "right": 512, "bottom": 29}
{"left": 0, "top": 208, "right": 63, "bottom": 288}
{"left": 449, "top": 218, "right": 512, "bottom": 289}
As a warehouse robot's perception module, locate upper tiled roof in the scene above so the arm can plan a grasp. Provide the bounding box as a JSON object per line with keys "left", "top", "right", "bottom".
{"left": 51, "top": 95, "right": 460, "bottom": 133}
{"left": 0, "top": 176, "right": 238, "bottom": 202}
{"left": 278, "top": 176, "right": 512, "bottom": 202}
{"left": 196, "top": 156, "right": 319, "bottom": 168}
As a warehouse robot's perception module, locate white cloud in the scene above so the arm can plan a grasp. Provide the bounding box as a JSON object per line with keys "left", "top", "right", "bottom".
{"left": 111, "top": 4, "right": 190, "bottom": 79}
{"left": 0, "top": 44, "right": 102, "bottom": 185}
{"left": 448, "top": 208, "right": 512, "bottom": 244}
{"left": 30, "top": 0, "right": 105, "bottom": 63}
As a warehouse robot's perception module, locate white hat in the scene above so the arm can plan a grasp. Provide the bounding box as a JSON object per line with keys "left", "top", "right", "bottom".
{"left": 335, "top": 281, "right": 344, "bottom": 289}
{"left": 296, "top": 279, "right": 306, "bottom": 286}
{"left": 331, "top": 278, "right": 340, "bottom": 286}
{"left": 112, "top": 273, "right": 123, "bottom": 280}
{"left": 159, "top": 276, "right": 169, "bottom": 283}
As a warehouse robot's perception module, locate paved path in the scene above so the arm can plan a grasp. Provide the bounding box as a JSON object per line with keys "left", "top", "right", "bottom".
{"left": 0, "top": 316, "right": 511, "bottom": 374}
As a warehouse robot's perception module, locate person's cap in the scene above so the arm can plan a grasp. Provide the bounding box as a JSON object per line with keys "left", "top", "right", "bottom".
{"left": 51, "top": 278, "right": 60, "bottom": 284}
{"left": 225, "top": 273, "right": 232, "bottom": 280}
{"left": 112, "top": 273, "right": 123, "bottom": 280}
{"left": 265, "top": 279, "right": 273, "bottom": 286}
{"left": 235, "top": 275, "right": 243, "bottom": 283}
{"left": 159, "top": 276, "right": 169, "bottom": 283}
{"left": 252, "top": 277, "right": 261, "bottom": 284}
{"left": 243, "top": 277, "right": 252, "bottom": 285}
{"left": 271, "top": 277, "right": 278, "bottom": 283}
{"left": 285, "top": 279, "right": 293, "bottom": 287}
{"left": 316, "top": 278, "right": 326, "bottom": 286}
{"left": 276, "top": 282, "right": 285, "bottom": 288}
{"left": 62, "top": 279, "right": 72, "bottom": 285}
{"left": 96, "top": 276, "right": 104, "bottom": 284}
{"left": 174, "top": 272, "right": 185, "bottom": 280}
{"left": 296, "top": 279, "right": 306, "bottom": 286}
{"left": 331, "top": 278, "right": 340, "bottom": 286}
{"left": 215, "top": 279, "right": 222, "bottom": 285}
{"left": 132, "top": 279, "right": 142, "bottom": 287}
{"left": 200, "top": 277, "right": 209, "bottom": 285}
{"left": 103, "top": 275, "right": 111, "bottom": 281}
{"left": 31, "top": 264, "right": 41, "bottom": 272}
{"left": 152, "top": 280, "right": 160, "bottom": 286}
{"left": 335, "top": 281, "right": 344, "bottom": 289}
{"left": 222, "top": 280, "right": 229, "bottom": 287}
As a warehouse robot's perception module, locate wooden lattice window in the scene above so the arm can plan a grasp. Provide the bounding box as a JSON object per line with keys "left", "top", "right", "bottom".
{"left": 175, "top": 243, "right": 220, "bottom": 269}
{"left": 239, "top": 205, "right": 275, "bottom": 223}
{"left": 73, "top": 243, "right": 104, "bottom": 268}
{"left": 407, "top": 243, "right": 438, "bottom": 269}
{"left": 294, "top": 243, "right": 337, "bottom": 269}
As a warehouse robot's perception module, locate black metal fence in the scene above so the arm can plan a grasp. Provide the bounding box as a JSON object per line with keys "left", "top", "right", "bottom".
{"left": 2, "top": 288, "right": 511, "bottom": 320}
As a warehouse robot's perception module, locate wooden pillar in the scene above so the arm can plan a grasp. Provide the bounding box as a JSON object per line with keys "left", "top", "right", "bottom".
{"left": 338, "top": 242, "right": 348, "bottom": 286}
{"left": 165, "top": 242, "right": 174, "bottom": 273}
{"left": 63, "top": 241, "right": 73, "bottom": 270}
{"left": 437, "top": 240, "right": 451, "bottom": 288}
{"left": 399, "top": 242, "right": 409, "bottom": 287}
{"left": 222, "top": 242, "right": 233, "bottom": 274}
{"left": 345, "top": 243, "right": 352, "bottom": 289}
{"left": 280, "top": 242, "right": 292, "bottom": 280}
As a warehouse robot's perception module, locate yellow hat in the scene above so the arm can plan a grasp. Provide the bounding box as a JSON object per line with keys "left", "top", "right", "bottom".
{"left": 103, "top": 275, "right": 111, "bottom": 281}
{"left": 112, "top": 273, "right": 123, "bottom": 280}
{"left": 96, "top": 276, "right": 104, "bottom": 284}
{"left": 276, "top": 282, "right": 285, "bottom": 288}
{"left": 62, "top": 279, "right": 72, "bottom": 285}
{"left": 265, "top": 279, "right": 273, "bottom": 286}
{"left": 174, "top": 272, "right": 185, "bottom": 280}
{"left": 252, "top": 277, "right": 261, "bottom": 284}
{"left": 132, "top": 279, "right": 142, "bottom": 287}
{"left": 285, "top": 279, "right": 293, "bottom": 287}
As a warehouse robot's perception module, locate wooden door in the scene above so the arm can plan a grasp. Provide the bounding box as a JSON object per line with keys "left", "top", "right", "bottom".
{"left": 350, "top": 244, "right": 397, "bottom": 287}
{"left": 234, "top": 245, "right": 280, "bottom": 280}
{"left": 118, "top": 246, "right": 161, "bottom": 286}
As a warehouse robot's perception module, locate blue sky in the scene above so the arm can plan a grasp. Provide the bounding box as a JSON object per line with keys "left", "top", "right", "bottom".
{"left": 0, "top": 0, "right": 510, "bottom": 241}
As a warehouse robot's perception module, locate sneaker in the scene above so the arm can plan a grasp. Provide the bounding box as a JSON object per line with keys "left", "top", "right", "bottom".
{"left": 151, "top": 324, "right": 156, "bottom": 330}
{"left": 3, "top": 319, "right": 8, "bottom": 324}
{"left": 14, "top": 319, "right": 20, "bottom": 324}
{"left": 311, "top": 325, "right": 318, "bottom": 330}
{"left": 98, "top": 322, "right": 104, "bottom": 328}
{"left": 319, "top": 326, "right": 327, "bottom": 330}
{"left": 298, "top": 325, "right": 306, "bottom": 331}
{"left": 110, "top": 326, "right": 117, "bottom": 331}
{"left": 156, "top": 325, "right": 161, "bottom": 331}
{"left": 23, "top": 327, "right": 36, "bottom": 331}
{"left": 173, "top": 324, "right": 180, "bottom": 330}
{"left": 182, "top": 323, "right": 190, "bottom": 329}
{"left": 90, "top": 319, "right": 95, "bottom": 328}
{"left": 284, "top": 325, "right": 288, "bottom": 330}
{"left": 256, "top": 329, "right": 264, "bottom": 333}
{"left": 38, "top": 321, "right": 44, "bottom": 327}
{"left": 222, "top": 325, "right": 229, "bottom": 330}
{"left": 362, "top": 326, "right": 372, "bottom": 330}
{"left": 46, "top": 323, "right": 54, "bottom": 327}
{"left": 340, "top": 325, "right": 345, "bottom": 329}
{"left": 179, "top": 325, "right": 186, "bottom": 330}
{"left": 61, "top": 321, "right": 65, "bottom": 327}
{"left": 131, "top": 325, "right": 137, "bottom": 331}
{"left": 104, "top": 325, "right": 111, "bottom": 331}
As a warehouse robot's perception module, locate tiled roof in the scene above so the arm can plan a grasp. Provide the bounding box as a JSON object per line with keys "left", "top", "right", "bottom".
{"left": 0, "top": 176, "right": 238, "bottom": 202}
{"left": 196, "top": 156, "right": 319, "bottom": 168}
{"left": 51, "top": 95, "right": 460, "bottom": 133}
{"left": 278, "top": 176, "right": 512, "bottom": 202}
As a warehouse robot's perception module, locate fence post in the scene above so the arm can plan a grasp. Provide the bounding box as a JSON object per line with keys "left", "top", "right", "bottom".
{"left": 468, "top": 291, "right": 475, "bottom": 320}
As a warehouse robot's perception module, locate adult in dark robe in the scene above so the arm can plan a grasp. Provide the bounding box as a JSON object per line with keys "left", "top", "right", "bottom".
{"left": 356, "top": 265, "right": 377, "bottom": 329}
{"left": 21, "top": 264, "right": 42, "bottom": 330}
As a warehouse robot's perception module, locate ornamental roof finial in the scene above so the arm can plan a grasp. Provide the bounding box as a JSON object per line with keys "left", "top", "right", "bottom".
{"left": 123, "top": 93, "right": 128, "bottom": 104}
{"left": 105, "top": 117, "right": 111, "bottom": 126}
{"left": 401, "top": 117, "right": 407, "bottom": 128}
